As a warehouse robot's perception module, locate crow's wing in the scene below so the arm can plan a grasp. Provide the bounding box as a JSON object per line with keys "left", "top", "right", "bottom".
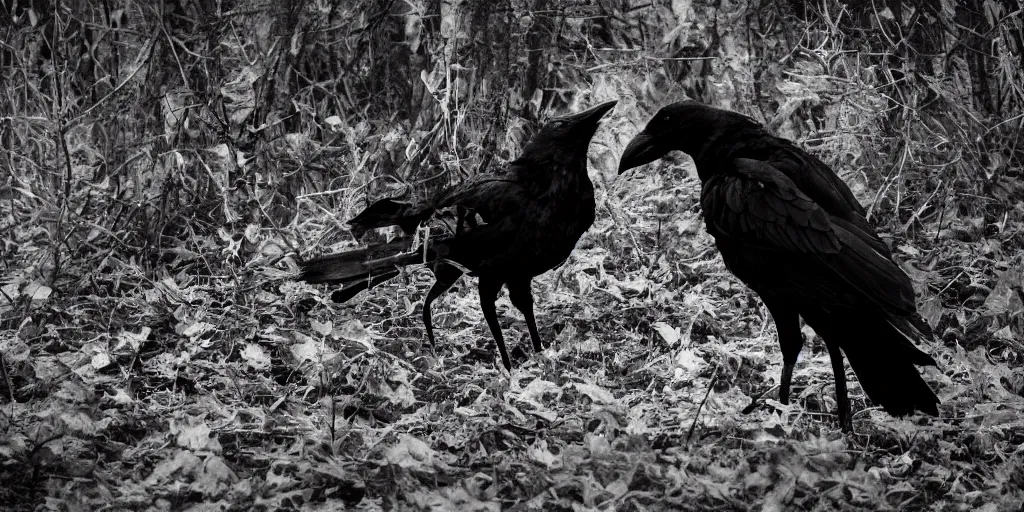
{"left": 433, "top": 171, "right": 530, "bottom": 223}
{"left": 702, "top": 157, "right": 915, "bottom": 315}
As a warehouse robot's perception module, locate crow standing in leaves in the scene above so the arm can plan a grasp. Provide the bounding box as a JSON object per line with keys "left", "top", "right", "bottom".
{"left": 618, "top": 101, "right": 939, "bottom": 430}
{"left": 299, "top": 100, "right": 617, "bottom": 371}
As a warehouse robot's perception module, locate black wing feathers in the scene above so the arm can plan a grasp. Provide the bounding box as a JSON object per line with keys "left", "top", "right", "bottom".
{"left": 347, "top": 198, "right": 428, "bottom": 239}
{"left": 704, "top": 158, "right": 839, "bottom": 255}
{"left": 705, "top": 158, "right": 914, "bottom": 315}
{"left": 830, "top": 223, "right": 916, "bottom": 314}
{"left": 764, "top": 148, "right": 894, "bottom": 257}
{"left": 766, "top": 147, "right": 868, "bottom": 217}
{"left": 347, "top": 173, "right": 527, "bottom": 241}
{"left": 434, "top": 175, "right": 526, "bottom": 222}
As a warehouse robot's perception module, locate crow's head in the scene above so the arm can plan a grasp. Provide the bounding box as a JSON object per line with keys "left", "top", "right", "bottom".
{"left": 618, "top": 101, "right": 759, "bottom": 174}
{"left": 522, "top": 100, "right": 617, "bottom": 161}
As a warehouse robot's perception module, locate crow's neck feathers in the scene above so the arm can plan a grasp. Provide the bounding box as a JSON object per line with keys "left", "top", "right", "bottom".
{"left": 690, "top": 124, "right": 772, "bottom": 182}
{"left": 512, "top": 138, "right": 594, "bottom": 195}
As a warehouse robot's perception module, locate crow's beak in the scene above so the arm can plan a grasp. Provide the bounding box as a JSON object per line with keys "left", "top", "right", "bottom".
{"left": 564, "top": 100, "right": 618, "bottom": 128}
{"left": 618, "top": 131, "right": 664, "bottom": 175}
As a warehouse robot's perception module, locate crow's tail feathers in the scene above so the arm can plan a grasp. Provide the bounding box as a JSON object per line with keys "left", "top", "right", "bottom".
{"left": 298, "top": 239, "right": 430, "bottom": 303}
{"left": 347, "top": 198, "right": 433, "bottom": 239}
{"left": 833, "top": 312, "right": 940, "bottom": 418}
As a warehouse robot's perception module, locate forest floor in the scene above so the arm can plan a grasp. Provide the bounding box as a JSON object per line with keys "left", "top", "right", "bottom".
{"left": 3, "top": 141, "right": 1023, "bottom": 511}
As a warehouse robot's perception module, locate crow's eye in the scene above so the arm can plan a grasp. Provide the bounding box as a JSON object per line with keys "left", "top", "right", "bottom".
{"left": 550, "top": 120, "right": 567, "bottom": 129}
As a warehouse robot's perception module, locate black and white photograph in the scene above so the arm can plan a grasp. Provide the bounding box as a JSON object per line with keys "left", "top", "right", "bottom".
{"left": 1, "top": 0, "right": 1022, "bottom": 510}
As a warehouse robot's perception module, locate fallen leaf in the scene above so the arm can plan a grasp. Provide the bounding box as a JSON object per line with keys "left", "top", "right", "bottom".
{"left": 241, "top": 343, "right": 271, "bottom": 371}
{"left": 653, "top": 321, "right": 681, "bottom": 346}
{"left": 24, "top": 282, "right": 52, "bottom": 300}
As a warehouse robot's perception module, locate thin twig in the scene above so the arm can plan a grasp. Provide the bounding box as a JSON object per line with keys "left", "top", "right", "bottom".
{"left": 686, "top": 363, "right": 719, "bottom": 445}
{"left": 741, "top": 384, "right": 779, "bottom": 415}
